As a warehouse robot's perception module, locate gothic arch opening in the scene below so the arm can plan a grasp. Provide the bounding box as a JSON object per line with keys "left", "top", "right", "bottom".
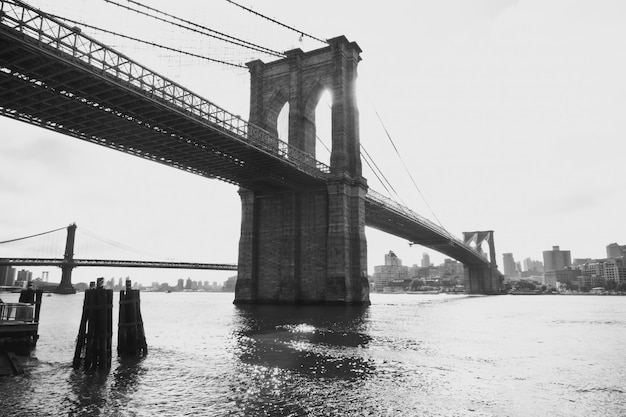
{"left": 314, "top": 89, "right": 332, "bottom": 166}
{"left": 277, "top": 101, "right": 289, "bottom": 142}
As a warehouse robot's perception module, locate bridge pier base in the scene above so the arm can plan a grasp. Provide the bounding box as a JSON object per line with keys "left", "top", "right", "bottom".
{"left": 54, "top": 267, "right": 77, "bottom": 294}
{"left": 463, "top": 265, "right": 503, "bottom": 294}
{"left": 234, "top": 176, "right": 369, "bottom": 305}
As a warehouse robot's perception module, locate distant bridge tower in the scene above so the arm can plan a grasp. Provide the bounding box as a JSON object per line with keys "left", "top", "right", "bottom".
{"left": 462, "top": 230, "right": 502, "bottom": 294}
{"left": 235, "top": 36, "right": 369, "bottom": 304}
{"left": 55, "top": 223, "right": 77, "bottom": 294}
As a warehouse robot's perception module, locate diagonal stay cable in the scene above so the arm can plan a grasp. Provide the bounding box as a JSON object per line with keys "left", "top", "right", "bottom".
{"left": 360, "top": 143, "right": 409, "bottom": 206}
{"left": 317, "top": 98, "right": 404, "bottom": 206}
{"left": 372, "top": 107, "right": 449, "bottom": 233}
{"left": 361, "top": 144, "right": 395, "bottom": 198}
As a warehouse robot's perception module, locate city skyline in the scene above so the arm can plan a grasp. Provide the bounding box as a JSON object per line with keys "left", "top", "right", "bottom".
{"left": 1, "top": 0, "right": 625, "bottom": 286}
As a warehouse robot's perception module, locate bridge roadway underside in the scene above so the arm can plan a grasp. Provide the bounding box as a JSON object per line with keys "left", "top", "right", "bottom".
{"left": 0, "top": 26, "right": 323, "bottom": 193}
{"left": 365, "top": 201, "right": 488, "bottom": 267}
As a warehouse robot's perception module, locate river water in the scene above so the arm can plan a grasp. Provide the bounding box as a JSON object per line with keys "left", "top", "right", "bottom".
{"left": 0, "top": 291, "right": 624, "bottom": 416}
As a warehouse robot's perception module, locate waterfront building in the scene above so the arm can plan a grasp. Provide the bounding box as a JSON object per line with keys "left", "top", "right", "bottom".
{"left": 421, "top": 253, "right": 430, "bottom": 268}
{"left": 579, "top": 261, "right": 606, "bottom": 288}
{"left": 0, "top": 265, "right": 16, "bottom": 286}
{"left": 373, "top": 251, "right": 409, "bottom": 292}
{"left": 545, "top": 267, "right": 579, "bottom": 288}
{"left": 441, "top": 259, "right": 464, "bottom": 286}
{"left": 543, "top": 246, "right": 571, "bottom": 272}
{"left": 503, "top": 253, "right": 517, "bottom": 278}
{"left": 606, "top": 243, "right": 626, "bottom": 259}
{"left": 578, "top": 258, "right": 626, "bottom": 288}
{"left": 604, "top": 258, "right": 626, "bottom": 285}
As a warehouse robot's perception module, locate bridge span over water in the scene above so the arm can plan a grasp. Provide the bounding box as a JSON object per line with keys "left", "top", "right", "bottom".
{"left": 0, "top": 0, "right": 502, "bottom": 303}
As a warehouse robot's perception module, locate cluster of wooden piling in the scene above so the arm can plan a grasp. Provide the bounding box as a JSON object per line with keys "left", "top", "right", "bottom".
{"left": 72, "top": 279, "right": 113, "bottom": 370}
{"left": 73, "top": 278, "right": 147, "bottom": 371}
{"left": 118, "top": 279, "right": 147, "bottom": 356}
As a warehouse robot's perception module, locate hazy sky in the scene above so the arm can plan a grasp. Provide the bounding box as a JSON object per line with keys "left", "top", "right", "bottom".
{"left": 1, "top": 0, "right": 625, "bottom": 286}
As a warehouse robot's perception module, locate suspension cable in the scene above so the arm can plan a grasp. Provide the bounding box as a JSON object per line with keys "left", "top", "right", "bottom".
{"left": 372, "top": 107, "right": 448, "bottom": 231}
{"left": 225, "top": 0, "right": 328, "bottom": 45}
{"left": 360, "top": 143, "right": 408, "bottom": 206}
{"left": 103, "top": 0, "right": 284, "bottom": 58}
{"left": 48, "top": 14, "right": 247, "bottom": 69}
{"left": 78, "top": 227, "right": 179, "bottom": 261}
{"left": 361, "top": 144, "right": 397, "bottom": 198}
{"left": 0, "top": 226, "right": 66, "bottom": 245}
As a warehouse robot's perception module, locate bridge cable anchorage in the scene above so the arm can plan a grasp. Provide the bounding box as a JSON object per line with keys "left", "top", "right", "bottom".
{"left": 0, "top": 226, "right": 67, "bottom": 245}
{"left": 224, "top": 0, "right": 328, "bottom": 45}
{"left": 372, "top": 106, "right": 455, "bottom": 242}
{"left": 46, "top": 13, "right": 247, "bottom": 69}
{"left": 103, "top": 0, "right": 284, "bottom": 58}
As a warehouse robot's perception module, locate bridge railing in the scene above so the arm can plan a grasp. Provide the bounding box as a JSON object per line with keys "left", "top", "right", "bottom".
{"left": 0, "top": 0, "right": 330, "bottom": 178}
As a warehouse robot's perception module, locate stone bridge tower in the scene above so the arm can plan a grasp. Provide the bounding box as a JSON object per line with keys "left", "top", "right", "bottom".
{"left": 462, "top": 231, "right": 503, "bottom": 294}
{"left": 234, "top": 36, "right": 370, "bottom": 305}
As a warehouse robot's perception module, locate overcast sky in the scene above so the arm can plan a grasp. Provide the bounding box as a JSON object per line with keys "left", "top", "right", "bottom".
{"left": 1, "top": 0, "right": 625, "bottom": 286}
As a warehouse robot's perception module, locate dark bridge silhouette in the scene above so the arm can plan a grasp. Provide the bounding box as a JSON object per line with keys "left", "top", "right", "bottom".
{"left": 0, "top": 0, "right": 502, "bottom": 302}
{"left": 0, "top": 224, "right": 237, "bottom": 294}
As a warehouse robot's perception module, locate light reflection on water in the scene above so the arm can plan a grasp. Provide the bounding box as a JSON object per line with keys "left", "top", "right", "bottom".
{"left": 0, "top": 292, "right": 625, "bottom": 416}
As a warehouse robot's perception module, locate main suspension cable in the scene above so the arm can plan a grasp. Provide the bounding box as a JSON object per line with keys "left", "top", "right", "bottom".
{"left": 225, "top": 0, "right": 328, "bottom": 45}
{"left": 48, "top": 14, "right": 247, "bottom": 69}
{"left": 103, "top": 0, "right": 284, "bottom": 58}
{"left": 0, "top": 226, "right": 66, "bottom": 245}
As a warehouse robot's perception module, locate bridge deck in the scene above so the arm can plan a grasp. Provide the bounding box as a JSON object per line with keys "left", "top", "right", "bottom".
{"left": 0, "top": 1, "right": 326, "bottom": 192}
{"left": 0, "top": 258, "right": 237, "bottom": 270}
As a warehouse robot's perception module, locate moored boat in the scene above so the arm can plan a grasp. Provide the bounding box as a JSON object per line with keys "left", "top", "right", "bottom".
{"left": 0, "top": 289, "right": 42, "bottom": 356}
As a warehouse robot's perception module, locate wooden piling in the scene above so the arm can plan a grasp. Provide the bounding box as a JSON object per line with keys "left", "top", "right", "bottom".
{"left": 72, "top": 278, "right": 113, "bottom": 370}
{"left": 117, "top": 279, "right": 147, "bottom": 356}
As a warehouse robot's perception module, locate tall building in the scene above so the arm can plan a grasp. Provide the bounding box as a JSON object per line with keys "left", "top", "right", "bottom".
{"left": 606, "top": 243, "right": 626, "bottom": 259}
{"left": 373, "top": 251, "right": 409, "bottom": 292}
{"left": 503, "top": 253, "right": 516, "bottom": 277}
{"left": 543, "top": 246, "right": 571, "bottom": 272}
{"left": 421, "top": 253, "right": 430, "bottom": 268}
{"left": 0, "top": 266, "right": 16, "bottom": 286}
{"left": 523, "top": 258, "right": 544, "bottom": 273}
{"left": 15, "top": 269, "right": 33, "bottom": 286}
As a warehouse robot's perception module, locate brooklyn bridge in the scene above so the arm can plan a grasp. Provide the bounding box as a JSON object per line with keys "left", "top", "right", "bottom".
{"left": 0, "top": 0, "right": 502, "bottom": 303}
